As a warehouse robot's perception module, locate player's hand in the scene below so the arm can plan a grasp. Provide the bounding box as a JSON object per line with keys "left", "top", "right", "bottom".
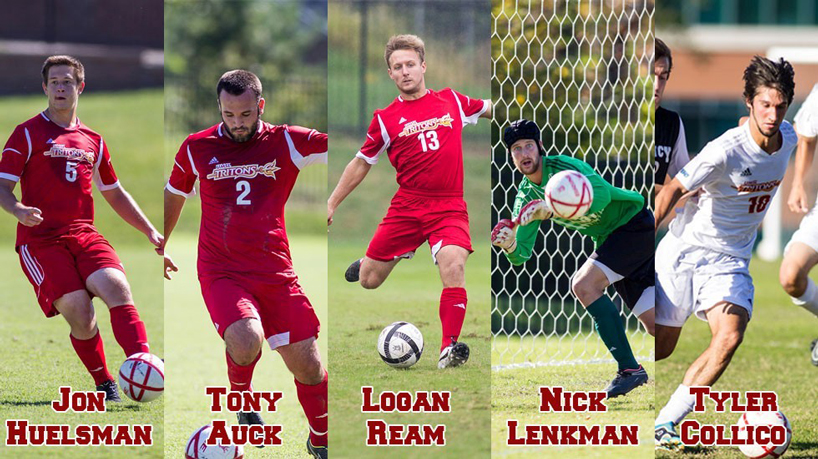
{"left": 327, "top": 204, "right": 335, "bottom": 226}
{"left": 491, "top": 219, "right": 517, "bottom": 252}
{"left": 13, "top": 205, "right": 43, "bottom": 227}
{"left": 163, "top": 253, "right": 178, "bottom": 280}
{"left": 516, "top": 199, "right": 553, "bottom": 226}
{"left": 788, "top": 184, "right": 809, "bottom": 214}
{"left": 148, "top": 230, "right": 164, "bottom": 250}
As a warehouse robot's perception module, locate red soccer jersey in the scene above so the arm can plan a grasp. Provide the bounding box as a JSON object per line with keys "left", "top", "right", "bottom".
{"left": 0, "top": 112, "right": 119, "bottom": 246}
{"left": 167, "top": 121, "right": 327, "bottom": 277}
{"left": 356, "top": 88, "right": 488, "bottom": 196}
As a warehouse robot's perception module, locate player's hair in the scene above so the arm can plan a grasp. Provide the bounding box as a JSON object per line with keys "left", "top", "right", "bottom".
{"left": 655, "top": 38, "right": 672, "bottom": 74}
{"left": 743, "top": 56, "right": 795, "bottom": 107}
{"left": 41, "top": 55, "right": 85, "bottom": 85}
{"left": 216, "top": 70, "right": 263, "bottom": 102}
{"left": 384, "top": 34, "right": 426, "bottom": 68}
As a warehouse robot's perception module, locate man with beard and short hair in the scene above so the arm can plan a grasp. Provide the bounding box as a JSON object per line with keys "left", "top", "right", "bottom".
{"left": 163, "top": 70, "right": 329, "bottom": 458}
{"left": 654, "top": 56, "right": 797, "bottom": 451}
{"left": 491, "top": 118, "right": 655, "bottom": 398}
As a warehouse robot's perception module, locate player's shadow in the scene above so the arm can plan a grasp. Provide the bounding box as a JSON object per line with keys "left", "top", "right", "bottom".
{"left": 788, "top": 441, "right": 818, "bottom": 458}
{"left": 0, "top": 399, "right": 52, "bottom": 407}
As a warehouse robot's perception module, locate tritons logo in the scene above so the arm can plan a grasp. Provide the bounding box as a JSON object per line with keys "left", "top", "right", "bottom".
{"left": 44, "top": 144, "right": 95, "bottom": 163}
{"left": 731, "top": 179, "right": 781, "bottom": 193}
{"left": 398, "top": 114, "right": 454, "bottom": 137}
{"left": 206, "top": 161, "right": 281, "bottom": 180}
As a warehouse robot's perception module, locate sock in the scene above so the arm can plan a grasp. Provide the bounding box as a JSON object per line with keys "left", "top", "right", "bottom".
{"left": 70, "top": 330, "right": 113, "bottom": 386}
{"left": 109, "top": 304, "right": 149, "bottom": 357}
{"left": 295, "top": 370, "right": 328, "bottom": 447}
{"left": 586, "top": 296, "right": 639, "bottom": 370}
{"left": 439, "top": 287, "right": 468, "bottom": 351}
{"left": 792, "top": 278, "right": 818, "bottom": 317}
{"left": 226, "top": 350, "right": 261, "bottom": 392}
{"left": 656, "top": 384, "right": 697, "bottom": 426}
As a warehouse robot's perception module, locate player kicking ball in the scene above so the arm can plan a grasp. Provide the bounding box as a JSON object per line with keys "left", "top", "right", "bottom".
{"left": 654, "top": 56, "right": 797, "bottom": 451}
{"left": 327, "top": 34, "right": 491, "bottom": 369}
{"left": 163, "top": 70, "right": 328, "bottom": 458}
{"left": 779, "top": 83, "right": 818, "bottom": 366}
{"left": 0, "top": 56, "right": 158, "bottom": 401}
{"left": 491, "top": 119, "right": 654, "bottom": 398}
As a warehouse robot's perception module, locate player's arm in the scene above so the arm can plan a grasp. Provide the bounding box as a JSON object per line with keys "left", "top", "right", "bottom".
{"left": 101, "top": 186, "right": 162, "bottom": 248}
{"left": 654, "top": 177, "right": 688, "bottom": 228}
{"left": 479, "top": 100, "right": 492, "bottom": 120}
{"left": 505, "top": 219, "right": 539, "bottom": 265}
{"left": 161, "top": 189, "right": 185, "bottom": 279}
{"left": 0, "top": 179, "right": 42, "bottom": 226}
{"left": 328, "top": 156, "right": 371, "bottom": 226}
{"left": 788, "top": 134, "right": 816, "bottom": 214}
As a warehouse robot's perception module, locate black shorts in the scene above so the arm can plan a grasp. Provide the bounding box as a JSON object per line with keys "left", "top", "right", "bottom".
{"left": 590, "top": 206, "right": 654, "bottom": 310}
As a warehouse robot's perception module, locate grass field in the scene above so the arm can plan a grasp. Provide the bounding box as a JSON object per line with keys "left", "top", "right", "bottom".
{"left": 163, "top": 234, "right": 327, "bottom": 458}
{"left": 656, "top": 258, "right": 818, "bottom": 459}
{"left": 0, "top": 90, "right": 164, "bottom": 457}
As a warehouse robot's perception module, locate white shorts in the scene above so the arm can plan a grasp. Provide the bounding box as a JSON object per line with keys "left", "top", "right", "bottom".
{"left": 785, "top": 203, "right": 818, "bottom": 255}
{"left": 655, "top": 233, "right": 754, "bottom": 327}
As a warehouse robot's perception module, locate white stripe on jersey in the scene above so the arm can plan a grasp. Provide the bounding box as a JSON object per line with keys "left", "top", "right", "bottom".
{"left": 24, "top": 127, "right": 32, "bottom": 162}
{"left": 20, "top": 245, "right": 43, "bottom": 285}
{"left": 0, "top": 172, "right": 20, "bottom": 182}
{"left": 285, "top": 129, "right": 327, "bottom": 170}
{"left": 356, "top": 114, "right": 390, "bottom": 165}
{"left": 187, "top": 145, "right": 199, "bottom": 176}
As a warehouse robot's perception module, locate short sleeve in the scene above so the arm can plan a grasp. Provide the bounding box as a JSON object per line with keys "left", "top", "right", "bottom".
{"left": 794, "top": 90, "right": 818, "bottom": 138}
{"left": 676, "top": 143, "right": 726, "bottom": 192}
{"left": 668, "top": 117, "right": 691, "bottom": 178}
{"left": 93, "top": 138, "right": 120, "bottom": 191}
{"left": 451, "top": 89, "right": 489, "bottom": 126}
{"left": 355, "top": 113, "right": 389, "bottom": 165}
{"left": 0, "top": 125, "right": 32, "bottom": 182}
{"left": 285, "top": 125, "right": 327, "bottom": 170}
{"left": 166, "top": 138, "right": 198, "bottom": 197}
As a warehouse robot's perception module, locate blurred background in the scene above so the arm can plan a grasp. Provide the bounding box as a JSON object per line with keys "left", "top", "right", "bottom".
{"left": 163, "top": 1, "right": 327, "bottom": 457}
{"left": 328, "top": 0, "right": 492, "bottom": 457}
{"left": 0, "top": 1, "right": 164, "bottom": 457}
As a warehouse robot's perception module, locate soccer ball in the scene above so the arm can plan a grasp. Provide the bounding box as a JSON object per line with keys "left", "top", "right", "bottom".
{"left": 377, "top": 322, "right": 424, "bottom": 368}
{"left": 736, "top": 410, "right": 792, "bottom": 458}
{"left": 118, "top": 352, "right": 164, "bottom": 402}
{"left": 545, "top": 170, "right": 594, "bottom": 219}
{"left": 185, "top": 425, "right": 244, "bottom": 459}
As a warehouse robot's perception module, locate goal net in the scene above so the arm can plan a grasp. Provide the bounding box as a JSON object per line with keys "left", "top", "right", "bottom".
{"left": 491, "top": 0, "right": 655, "bottom": 369}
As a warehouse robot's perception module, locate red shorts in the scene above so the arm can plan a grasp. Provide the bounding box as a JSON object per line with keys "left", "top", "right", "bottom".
{"left": 199, "top": 273, "right": 320, "bottom": 349}
{"left": 366, "top": 192, "right": 473, "bottom": 263}
{"left": 17, "top": 230, "right": 124, "bottom": 317}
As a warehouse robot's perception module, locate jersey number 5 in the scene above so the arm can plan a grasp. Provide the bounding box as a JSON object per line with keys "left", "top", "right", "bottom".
{"left": 236, "top": 180, "right": 251, "bottom": 205}
{"left": 748, "top": 194, "right": 771, "bottom": 214}
{"left": 65, "top": 161, "right": 78, "bottom": 182}
{"left": 417, "top": 131, "right": 439, "bottom": 152}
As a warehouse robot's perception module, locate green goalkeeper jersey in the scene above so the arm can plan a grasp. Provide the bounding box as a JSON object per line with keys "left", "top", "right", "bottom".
{"left": 505, "top": 155, "right": 644, "bottom": 265}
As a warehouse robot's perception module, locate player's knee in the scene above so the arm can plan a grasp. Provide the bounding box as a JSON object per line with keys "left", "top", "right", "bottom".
{"left": 713, "top": 330, "right": 744, "bottom": 356}
{"left": 359, "top": 271, "right": 383, "bottom": 290}
{"left": 440, "top": 261, "right": 465, "bottom": 288}
{"left": 224, "top": 322, "right": 264, "bottom": 365}
{"left": 570, "top": 275, "right": 601, "bottom": 306}
{"left": 779, "top": 263, "right": 806, "bottom": 297}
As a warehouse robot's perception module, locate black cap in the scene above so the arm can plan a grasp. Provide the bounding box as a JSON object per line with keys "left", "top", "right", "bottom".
{"left": 503, "top": 119, "right": 541, "bottom": 151}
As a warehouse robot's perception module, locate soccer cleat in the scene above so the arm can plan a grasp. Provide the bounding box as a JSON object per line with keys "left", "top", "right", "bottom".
{"left": 604, "top": 365, "right": 648, "bottom": 398}
{"left": 96, "top": 379, "right": 122, "bottom": 403}
{"left": 655, "top": 421, "right": 684, "bottom": 451}
{"left": 237, "top": 411, "right": 266, "bottom": 448}
{"left": 306, "top": 438, "right": 328, "bottom": 458}
{"left": 438, "top": 341, "right": 470, "bottom": 369}
{"left": 811, "top": 339, "right": 818, "bottom": 366}
{"left": 345, "top": 259, "right": 362, "bottom": 282}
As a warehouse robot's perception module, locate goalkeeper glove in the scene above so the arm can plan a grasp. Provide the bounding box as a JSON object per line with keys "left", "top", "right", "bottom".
{"left": 516, "top": 199, "right": 553, "bottom": 226}
{"left": 491, "top": 219, "right": 517, "bottom": 252}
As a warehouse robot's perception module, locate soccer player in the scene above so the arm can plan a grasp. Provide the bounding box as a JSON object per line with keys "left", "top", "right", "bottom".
{"left": 654, "top": 38, "right": 690, "bottom": 196}
{"left": 490, "top": 119, "right": 654, "bottom": 398}
{"left": 779, "top": 82, "right": 818, "bottom": 366}
{"left": 327, "top": 34, "right": 491, "bottom": 369}
{"left": 163, "top": 70, "right": 328, "bottom": 458}
{"left": 653, "top": 56, "right": 797, "bottom": 450}
{"left": 0, "top": 55, "right": 157, "bottom": 401}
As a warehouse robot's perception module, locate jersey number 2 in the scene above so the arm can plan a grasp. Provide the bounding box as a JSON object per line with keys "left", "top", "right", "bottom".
{"left": 417, "top": 131, "right": 439, "bottom": 152}
{"left": 236, "top": 180, "right": 251, "bottom": 205}
{"left": 748, "top": 195, "right": 770, "bottom": 214}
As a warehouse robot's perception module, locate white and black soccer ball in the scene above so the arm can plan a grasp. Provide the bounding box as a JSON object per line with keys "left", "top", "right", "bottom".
{"left": 377, "top": 322, "right": 424, "bottom": 368}
{"left": 185, "top": 425, "right": 244, "bottom": 459}
{"left": 736, "top": 410, "right": 792, "bottom": 458}
{"left": 118, "top": 352, "right": 164, "bottom": 402}
{"left": 545, "top": 169, "right": 594, "bottom": 219}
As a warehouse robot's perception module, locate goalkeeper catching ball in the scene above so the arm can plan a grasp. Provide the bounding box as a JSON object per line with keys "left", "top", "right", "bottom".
{"left": 492, "top": 119, "right": 655, "bottom": 397}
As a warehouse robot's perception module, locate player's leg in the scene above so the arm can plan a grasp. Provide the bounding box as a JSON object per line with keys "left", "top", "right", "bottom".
{"left": 655, "top": 324, "right": 683, "bottom": 361}
{"left": 358, "top": 256, "right": 402, "bottom": 289}
{"left": 223, "top": 317, "right": 265, "bottom": 389}
{"left": 435, "top": 244, "right": 471, "bottom": 368}
{"left": 278, "top": 337, "right": 328, "bottom": 454}
{"left": 780, "top": 242, "right": 818, "bottom": 316}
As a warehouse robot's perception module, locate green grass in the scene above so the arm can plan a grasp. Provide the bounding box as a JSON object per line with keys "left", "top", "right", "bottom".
{"left": 0, "top": 247, "right": 164, "bottom": 458}
{"left": 163, "top": 233, "right": 327, "bottom": 458}
{"left": 656, "top": 259, "right": 818, "bottom": 459}
{"left": 493, "top": 331, "right": 655, "bottom": 368}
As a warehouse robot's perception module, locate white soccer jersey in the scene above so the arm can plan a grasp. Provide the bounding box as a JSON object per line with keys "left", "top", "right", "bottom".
{"left": 669, "top": 120, "right": 798, "bottom": 259}
{"left": 794, "top": 83, "right": 818, "bottom": 138}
